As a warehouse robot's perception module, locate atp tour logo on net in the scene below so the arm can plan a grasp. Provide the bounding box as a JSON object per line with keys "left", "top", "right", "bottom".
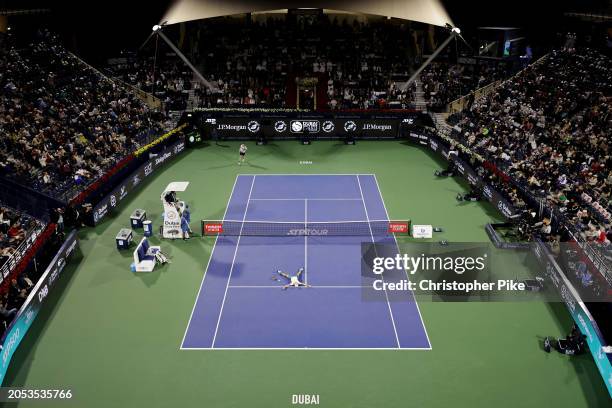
{"left": 287, "top": 227, "right": 329, "bottom": 236}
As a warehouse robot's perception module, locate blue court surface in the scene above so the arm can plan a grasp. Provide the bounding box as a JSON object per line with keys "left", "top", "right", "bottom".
{"left": 181, "top": 174, "right": 431, "bottom": 349}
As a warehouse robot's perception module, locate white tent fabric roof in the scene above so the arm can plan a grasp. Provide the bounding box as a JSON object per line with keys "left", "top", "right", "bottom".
{"left": 161, "top": 0, "right": 453, "bottom": 27}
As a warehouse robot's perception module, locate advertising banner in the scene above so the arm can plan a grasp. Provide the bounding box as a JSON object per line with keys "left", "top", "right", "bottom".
{"left": 408, "top": 131, "right": 430, "bottom": 145}
{"left": 409, "top": 132, "right": 517, "bottom": 219}
{"left": 134, "top": 124, "right": 187, "bottom": 157}
{"left": 533, "top": 239, "right": 612, "bottom": 397}
{"left": 93, "top": 140, "right": 186, "bottom": 225}
{"left": 0, "top": 230, "right": 79, "bottom": 385}
{"left": 208, "top": 117, "right": 400, "bottom": 138}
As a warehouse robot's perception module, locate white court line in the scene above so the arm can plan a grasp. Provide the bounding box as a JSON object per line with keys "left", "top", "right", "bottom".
{"left": 228, "top": 286, "right": 369, "bottom": 289}
{"left": 249, "top": 198, "right": 362, "bottom": 201}
{"left": 304, "top": 199, "right": 308, "bottom": 285}
{"left": 180, "top": 175, "right": 240, "bottom": 349}
{"left": 372, "top": 174, "right": 432, "bottom": 350}
{"left": 182, "top": 347, "right": 430, "bottom": 351}
{"left": 216, "top": 219, "right": 390, "bottom": 224}
{"left": 211, "top": 175, "right": 257, "bottom": 348}
{"left": 238, "top": 173, "right": 376, "bottom": 176}
{"left": 356, "top": 175, "right": 401, "bottom": 349}
{"left": 183, "top": 174, "right": 428, "bottom": 351}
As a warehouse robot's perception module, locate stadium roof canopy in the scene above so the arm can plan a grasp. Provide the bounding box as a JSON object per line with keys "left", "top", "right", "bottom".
{"left": 161, "top": 0, "right": 454, "bottom": 27}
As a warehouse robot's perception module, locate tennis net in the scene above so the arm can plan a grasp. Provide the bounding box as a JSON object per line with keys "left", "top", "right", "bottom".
{"left": 201, "top": 220, "right": 410, "bottom": 236}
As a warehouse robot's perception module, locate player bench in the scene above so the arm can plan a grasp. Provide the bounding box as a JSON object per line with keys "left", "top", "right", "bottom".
{"left": 132, "top": 237, "right": 161, "bottom": 272}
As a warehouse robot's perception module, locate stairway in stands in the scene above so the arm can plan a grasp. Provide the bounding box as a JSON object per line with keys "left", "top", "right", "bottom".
{"left": 414, "top": 76, "right": 452, "bottom": 134}
{"left": 413, "top": 77, "right": 428, "bottom": 111}
{"left": 432, "top": 111, "right": 451, "bottom": 131}
{"left": 186, "top": 79, "right": 200, "bottom": 110}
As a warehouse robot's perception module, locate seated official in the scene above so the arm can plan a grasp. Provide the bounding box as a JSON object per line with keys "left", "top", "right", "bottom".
{"left": 164, "top": 191, "right": 177, "bottom": 204}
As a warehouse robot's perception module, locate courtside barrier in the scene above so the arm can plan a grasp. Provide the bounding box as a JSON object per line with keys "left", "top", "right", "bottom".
{"left": 134, "top": 124, "right": 187, "bottom": 157}
{"left": 189, "top": 110, "right": 434, "bottom": 140}
{"left": 448, "top": 80, "right": 501, "bottom": 114}
{"left": 0, "top": 230, "right": 79, "bottom": 385}
{"left": 0, "top": 224, "right": 45, "bottom": 286}
{"left": 485, "top": 223, "right": 530, "bottom": 250}
{"left": 0, "top": 223, "right": 56, "bottom": 296}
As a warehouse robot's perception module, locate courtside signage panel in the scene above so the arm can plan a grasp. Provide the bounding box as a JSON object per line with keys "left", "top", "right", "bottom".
{"left": 208, "top": 118, "right": 401, "bottom": 138}
{"left": 533, "top": 239, "right": 612, "bottom": 397}
{"left": 388, "top": 221, "right": 410, "bottom": 234}
{"left": 407, "top": 132, "right": 517, "bottom": 219}
{"left": 93, "top": 140, "right": 186, "bottom": 225}
{"left": 412, "top": 225, "right": 433, "bottom": 239}
{"left": 0, "top": 231, "right": 79, "bottom": 385}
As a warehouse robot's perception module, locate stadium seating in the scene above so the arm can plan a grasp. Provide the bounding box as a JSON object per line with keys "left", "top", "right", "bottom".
{"left": 447, "top": 49, "right": 611, "bottom": 245}
{"left": 109, "top": 58, "right": 192, "bottom": 111}
{"left": 420, "top": 61, "right": 510, "bottom": 111}
{"left": 0, "top": 204, "right": 44, "bottom": 270}
{"left": 108, "top": 17, "right": 506, "bottom": 111}
{"left": 0, "top": 202, "right": 45, "bottom": 336}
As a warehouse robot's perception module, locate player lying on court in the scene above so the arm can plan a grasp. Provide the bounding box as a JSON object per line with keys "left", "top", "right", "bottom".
{"left": 275, "top": 268, "right": 311, "bottom": 290}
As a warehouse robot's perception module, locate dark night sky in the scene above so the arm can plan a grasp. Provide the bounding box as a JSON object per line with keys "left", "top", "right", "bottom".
{"left": 1, "top": 0, "right": 610, "bottom": 60}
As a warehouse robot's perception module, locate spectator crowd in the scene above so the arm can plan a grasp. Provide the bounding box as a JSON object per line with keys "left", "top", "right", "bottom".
{"left": 112, "top": 16, "right": 425, "bottom": 110}
{"left": 447, "top": 49, "right": 611, "bottom": 247}
{"left": 109, "top": 57, "right": 192, "bottom": 111}
{"left": 111, "top": 16, "right": 513, "bottom": 113}
{"left": 421, "top": 61, "right": 510, "bottom": 111}
{"left": 0, "top": 204, "right": 43, "bottom": 335}
{"left": 0, "top": 30, "right": 164, "bottom": 199}
{"left": 112, "top": 16, "right": 418, "bottom": 109}
{"left": 0, "top": 205, "right": 41, "bottom": 269}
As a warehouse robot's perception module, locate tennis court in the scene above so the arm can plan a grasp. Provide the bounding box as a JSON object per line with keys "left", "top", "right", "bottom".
{"left": 181, "top": 174, "right": 431, "bottom": 349}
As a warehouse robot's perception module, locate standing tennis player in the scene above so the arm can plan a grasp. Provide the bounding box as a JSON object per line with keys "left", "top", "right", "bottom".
{"left": 238, "top": 143, "right": 248, "bottom": 165}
